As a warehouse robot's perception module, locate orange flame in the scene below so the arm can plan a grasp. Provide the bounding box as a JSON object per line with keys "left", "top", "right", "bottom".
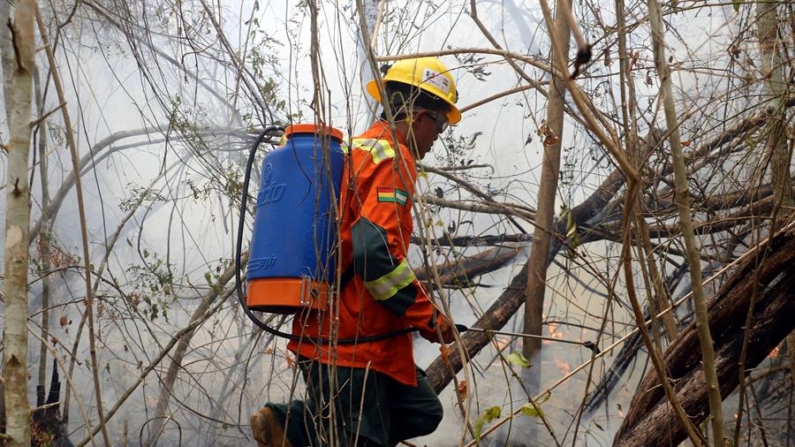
{"left": 544, "top": 321, "right": 565, "bottom": 345}
{"left": 554, "top": 358, "right": 571, "bottom": 376}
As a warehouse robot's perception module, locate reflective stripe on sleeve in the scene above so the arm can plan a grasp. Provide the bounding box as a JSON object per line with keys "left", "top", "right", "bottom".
{"left": 364, "top": 259, "right": 416, "bottom": 301}
{"left": 352, "top": 138, "right": 396, "bottom": 163}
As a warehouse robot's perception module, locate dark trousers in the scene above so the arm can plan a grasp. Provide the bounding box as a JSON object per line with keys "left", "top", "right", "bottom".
{"left": 267, "top": 358, "right": 443, "bottom": 447}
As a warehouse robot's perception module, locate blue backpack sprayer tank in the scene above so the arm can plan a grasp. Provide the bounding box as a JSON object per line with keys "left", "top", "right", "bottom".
{"left": 240, "top": 123, "right": 344, "bottom": 315}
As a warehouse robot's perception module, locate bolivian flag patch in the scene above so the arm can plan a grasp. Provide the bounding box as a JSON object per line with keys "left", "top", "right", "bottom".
{"left": 377, "top": 187, "right": 408, "bottom": 206}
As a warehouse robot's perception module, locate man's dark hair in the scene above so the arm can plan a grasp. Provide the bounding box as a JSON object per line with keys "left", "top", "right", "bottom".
{"left": 381, "top": 81, "right": 450, "bottom": 121}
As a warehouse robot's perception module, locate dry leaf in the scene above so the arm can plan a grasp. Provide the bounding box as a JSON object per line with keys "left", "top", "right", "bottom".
{"left": 629, "top": 51, "right": 640, "bottom": 71}
{"left": 456, "top": 380, "right": 468, "bottom": 400}
{"left": 536, "top": 121, "right": 548, "bottom": 136}
{"left": 440, "top": 345, "right": 452, "bottom": 366}
{"left": 537, "top": 121, "right": 559, "bottom": 147}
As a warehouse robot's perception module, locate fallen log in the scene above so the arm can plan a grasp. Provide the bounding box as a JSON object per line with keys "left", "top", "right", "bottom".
{"left": 415, "top": 244, "right": 522, "bottom": 289}
{"left": 613, "top": 227, "right": 795, "bottom": 447}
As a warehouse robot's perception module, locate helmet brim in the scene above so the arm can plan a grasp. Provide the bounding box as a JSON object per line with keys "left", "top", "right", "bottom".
{"left": 366, "top": 79, "right": 462, "bottom": 125}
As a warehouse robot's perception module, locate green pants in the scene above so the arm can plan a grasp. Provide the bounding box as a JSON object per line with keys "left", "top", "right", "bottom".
{"left": 267, "top": 358, "right": 443, "bottom": 447}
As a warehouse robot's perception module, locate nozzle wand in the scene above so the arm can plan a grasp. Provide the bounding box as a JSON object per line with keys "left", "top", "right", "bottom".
{"left": 454, "top": 324, "right": 600, "bottom": 354}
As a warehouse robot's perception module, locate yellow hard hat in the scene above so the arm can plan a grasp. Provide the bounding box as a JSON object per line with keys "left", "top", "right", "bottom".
{"left": 367, "top": 57, "right": 461, "bottom": 125}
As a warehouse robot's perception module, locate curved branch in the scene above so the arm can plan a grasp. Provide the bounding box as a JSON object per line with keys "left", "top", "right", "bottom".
{"left": 28, "top": 126, "right": 258, "bottom": 245}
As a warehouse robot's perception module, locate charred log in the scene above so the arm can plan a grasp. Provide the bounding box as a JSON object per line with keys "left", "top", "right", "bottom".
{"left": 415, "top": 244, "right": 522, "bottom": 289}
{"left": 30, "top": 361, "right": 72, "bottom": 447}
{"left": 613, "top": 227, "right": 795, "bottom": 447}
{"left": 413, "top": 233, "right": 532, "bottom": 247}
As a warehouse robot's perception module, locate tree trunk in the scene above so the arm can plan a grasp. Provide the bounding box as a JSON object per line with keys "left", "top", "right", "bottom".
{"left": 2, "top": 1, "right": 36, "bottom": 446}
{"left": 0, "top": 0, "right": 13, "bottom": 434}
{"left": 0, "top": 1, "right": 12, "bottom": 123}
{"left": 523, "top": 0, "right": 570, "bottom": 361}
{"left": 33, "top": 65, "right": 52, "bottom": 404}
{"left": 512, "top": 1, "right": 571, "bottom": 442}
{"left": 757, "top": 0, "right": 795, "bottom": 392}
{"left": 757, "top": 1, "right": 790, "bottom": 209}
{"left": 357, "top": 0, "right": 380, "bottom": 127}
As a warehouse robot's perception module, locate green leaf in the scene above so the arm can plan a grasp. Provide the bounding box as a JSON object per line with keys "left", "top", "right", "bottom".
{"left": 564, "top": 205, "right": 581, "bottom": 255}
{"left": 536, "top": 391, "right": 552, "bottom": 404}
{"left": 732, "top": 0, "right": 742, "bottom": 12}
{"left": 520, "top": 402, "right": 544, "bottom": 418}
{"left": 566, "top": 210, "right": 580, "bottom": 245}
{"left": 519, "top": 392, "right": 551, "bottom": 419}
{"left": 473, "top": 406, "right": 501, "bottom": 441}
{"left": 506, "top": 351, "right": 530, "bottom": 368}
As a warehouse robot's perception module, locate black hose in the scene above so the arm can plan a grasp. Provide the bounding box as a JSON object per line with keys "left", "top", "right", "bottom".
{"left": 235, "top": 126, "right": 417, "bottom": 344}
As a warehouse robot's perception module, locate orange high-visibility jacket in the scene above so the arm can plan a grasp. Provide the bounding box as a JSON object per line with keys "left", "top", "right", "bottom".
{"left": 287, "top": 120, "right": 440, "bottom": 386}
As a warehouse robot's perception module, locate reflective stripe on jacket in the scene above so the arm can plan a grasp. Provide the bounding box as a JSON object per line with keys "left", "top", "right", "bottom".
{"left": 287, "top": 121, "right": 439, "bottom": 386}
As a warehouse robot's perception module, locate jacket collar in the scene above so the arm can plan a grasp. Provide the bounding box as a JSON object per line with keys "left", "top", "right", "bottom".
{"left": 364, "top": 119, "right": 410, "bottom": 149}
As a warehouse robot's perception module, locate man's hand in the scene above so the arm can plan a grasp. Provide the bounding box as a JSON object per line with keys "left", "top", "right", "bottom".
{"left": 420, "top": 313, "right": 456, "bottom": 344}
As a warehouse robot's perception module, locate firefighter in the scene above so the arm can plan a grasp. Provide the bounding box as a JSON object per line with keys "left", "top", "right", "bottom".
{"left": 251, "top": 57, "right": 461, "bottom": 447}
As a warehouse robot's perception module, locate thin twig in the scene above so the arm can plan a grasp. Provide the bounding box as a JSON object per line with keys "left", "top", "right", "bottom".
{"left": 36, "top": 7, "right": 111, "bottom": 446}
{"left": 29, "top": 101, "right": 64, "bottom": 127}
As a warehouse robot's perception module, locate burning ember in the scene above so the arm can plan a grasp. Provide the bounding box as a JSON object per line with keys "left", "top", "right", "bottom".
{"left": 554, "top": 358, "right": 571, "bottom": 376}
{"left": 543, "top": 321, "right": 566, "bottom": 345}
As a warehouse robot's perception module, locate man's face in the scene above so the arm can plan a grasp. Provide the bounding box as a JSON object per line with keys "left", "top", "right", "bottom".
{"left": 409, "top": 109, "right": 449, "bottom": 160}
